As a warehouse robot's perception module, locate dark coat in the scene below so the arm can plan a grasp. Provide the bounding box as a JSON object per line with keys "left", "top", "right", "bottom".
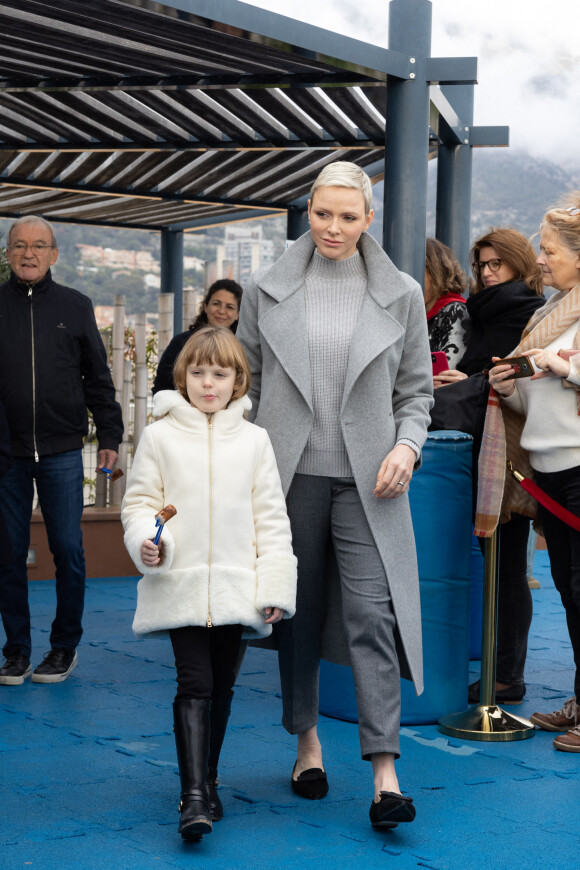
{"left": 459, "top": 280, "right": 545, "bottom": 376}
{"left": 152, "top": 329, "right": 193, "bottom": 394}
{"left": 0, "top": 399, "right": 13, "bottom": 565}
{"left": 0, "top": 270, "right": 123, "bottom": 458}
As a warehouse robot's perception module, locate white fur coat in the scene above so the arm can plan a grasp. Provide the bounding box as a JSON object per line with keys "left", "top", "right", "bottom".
{"left": 122, "top": 391, "right": 297, "bottom": 639}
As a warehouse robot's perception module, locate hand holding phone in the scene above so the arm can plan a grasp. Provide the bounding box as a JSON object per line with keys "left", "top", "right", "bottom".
{"left": 494, "top": 355, "right": 534, "bottom": 378}
{"left": 431, "top": 352, "right": 449, "bottom": 376}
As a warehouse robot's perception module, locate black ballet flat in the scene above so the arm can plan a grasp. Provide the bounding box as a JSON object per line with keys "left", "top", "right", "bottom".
{"left": 468, "top": 680, "right": 526, "bottom": 705}
{"left": 369, "top": 791, "right": 416, "bottom": 829}
{"left": 291, "top": 764, "right": 329, "bottom": 800}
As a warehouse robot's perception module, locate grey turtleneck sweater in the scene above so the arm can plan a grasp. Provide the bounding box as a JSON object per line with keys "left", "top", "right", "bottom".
{"left": 296, "top": 249, "right": 367, "bottom": 478}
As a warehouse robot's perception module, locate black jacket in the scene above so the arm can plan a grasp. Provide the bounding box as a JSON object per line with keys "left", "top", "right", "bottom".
{"left": 458, "top": 279, "right": 545, "bottom": 377}
{"left": 0, "top": 270, "right": 123, "bottom": 459}
{"left": 152, "top": 328, "right": 193, "bottom": 395}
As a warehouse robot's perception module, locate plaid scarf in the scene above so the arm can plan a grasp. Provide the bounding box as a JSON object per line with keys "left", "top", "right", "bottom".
{"left": 474, "top": 283, "right": 580, "bottom": 537}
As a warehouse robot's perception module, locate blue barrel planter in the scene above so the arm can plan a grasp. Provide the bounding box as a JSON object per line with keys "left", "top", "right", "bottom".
{"left": 319, "top": 431, "right": 473, "bottom": 725}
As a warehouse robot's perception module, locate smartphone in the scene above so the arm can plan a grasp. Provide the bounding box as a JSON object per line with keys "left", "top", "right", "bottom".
{"left": 431, "top": 352, "right": 449, "bottom": 375}
{"left": 495, "top": 355, "right": 534, "bottom": 378}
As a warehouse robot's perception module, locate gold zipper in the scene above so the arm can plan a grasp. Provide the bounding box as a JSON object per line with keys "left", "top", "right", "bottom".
{"left": 207, "top": 413, "right": 213, "bottom": 628}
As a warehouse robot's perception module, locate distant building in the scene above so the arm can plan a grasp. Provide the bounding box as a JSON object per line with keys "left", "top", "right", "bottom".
{"left": 183, "top": 255, "right": 204, "bottom": 272}
{"left": 219, "top": 224, "right": 275, "bottom": 285}
{"left": 77, "top": 245, "right": 160, "bottom": 273}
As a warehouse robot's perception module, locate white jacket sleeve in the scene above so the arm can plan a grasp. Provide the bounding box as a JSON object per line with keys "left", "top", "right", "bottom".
{"left": 251, "top": 432, "right": 297, "bottom": 618}
{"left": 121, "top": 427, "right": 176, "bottom": 574}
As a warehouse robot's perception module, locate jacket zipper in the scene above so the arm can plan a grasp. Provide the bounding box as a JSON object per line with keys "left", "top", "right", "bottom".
{"left": 207, "top": 413, "right": 214, "bottom": 627}
{"left": 28, "top": 285, "right": 39, "bottom": 463}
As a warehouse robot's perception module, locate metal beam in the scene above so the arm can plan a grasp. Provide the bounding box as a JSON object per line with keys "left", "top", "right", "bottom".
{"left": 0, "top": 72, "right": 382, "bottom": 94}
{"left": 384, "top": 0, "right": 431, "bottom": 281}
{"left": 425, "top": 57, "right": 478, "bottom": 85}
{"left": 160, "top": 228, "right": 184, "bottom": 336}
{"left": 435, "top": 85, "right": 474, "bottom": 273}
{"left": 172, "top": 209, "right": 283, "bottom": 232}
{"left": 469, "top": 126, "right": 510, "bottom": 147}
{"left": 0, "top": 173, "right": 295, "bottom": 211}
{"left": 139, "top": 0, "right": 414, "bottom": 81}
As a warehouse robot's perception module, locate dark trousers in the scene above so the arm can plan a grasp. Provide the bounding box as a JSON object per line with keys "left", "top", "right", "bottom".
{"left": 0, "top": 451, "right": 85, "bottom": 659}
{"left": 495, "top": 513, "right": 533, "bottom": 685}
{"left": 169, "top": 624, "right": 243, "bottom": 701}
{"left": 535, "top": 465, "right": 580, "bottom": 700}
{"left": 279, "top": 474, "right": 401, "bottom": 760}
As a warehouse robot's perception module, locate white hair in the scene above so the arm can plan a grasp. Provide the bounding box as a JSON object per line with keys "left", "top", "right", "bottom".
{"left": 8, "top": 215, "right": 57, "bottom": 247}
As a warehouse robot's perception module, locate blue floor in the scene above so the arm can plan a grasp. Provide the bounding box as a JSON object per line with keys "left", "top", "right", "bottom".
{"left": 1, "top": 551, "right": 579, "bottom": 870}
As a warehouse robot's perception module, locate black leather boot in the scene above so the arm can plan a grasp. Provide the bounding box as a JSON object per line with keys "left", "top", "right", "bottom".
{"left": 207, "top": 691, "right": 233, "bottom": 821}
{"left": 173, "top": 698, "right": 213, "bottom": 840}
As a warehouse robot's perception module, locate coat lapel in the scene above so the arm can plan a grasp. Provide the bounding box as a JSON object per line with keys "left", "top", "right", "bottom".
{"left": 342, "top": 233, "right": 413, "bottom": 408}
{"left": 259, "top": 292, "right": 313, "bottom": 410}
{"left": 257, "top": 233, "right": 316, "bottom": 411}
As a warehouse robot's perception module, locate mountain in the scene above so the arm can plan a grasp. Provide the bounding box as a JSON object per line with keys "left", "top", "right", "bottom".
{"left": 369, "top": 148, "right": 580, "bottom": 246}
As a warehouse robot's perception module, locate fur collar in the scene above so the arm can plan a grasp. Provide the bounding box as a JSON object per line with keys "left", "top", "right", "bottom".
{"left": 152, "top": 390, "right": 251, "bottom": 434}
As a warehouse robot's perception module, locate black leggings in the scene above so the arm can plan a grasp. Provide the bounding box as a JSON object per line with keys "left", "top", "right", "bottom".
{"left": 535, "top": 465, "right": 580, "bottom": 700}
{"left": 169, "top": 624, "right": 243, "bottom": 701}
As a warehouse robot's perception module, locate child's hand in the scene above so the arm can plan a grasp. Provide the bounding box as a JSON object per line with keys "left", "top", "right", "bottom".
{"left": 263, "top": 606, "right": 283, "bottom": 624}
{"left": 141, "top": 538, "right": 162, "bottom": 566}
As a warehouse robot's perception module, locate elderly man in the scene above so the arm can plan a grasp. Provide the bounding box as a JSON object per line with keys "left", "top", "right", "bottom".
{"left": 0, "top": 216, "right": 123, "bottom": 685}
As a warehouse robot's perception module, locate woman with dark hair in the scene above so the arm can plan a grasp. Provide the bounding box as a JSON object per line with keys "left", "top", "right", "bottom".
{"left": 153, "top": 279, "right": 243, "bottom": 394}
{"left": 434, "top": 227, "right": 544, "bottom": 705}
{"left": 424, "top": 238, "right": 469, "bottom": 369}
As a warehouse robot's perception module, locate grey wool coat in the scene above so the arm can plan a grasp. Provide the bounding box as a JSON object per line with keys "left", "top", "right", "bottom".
{"left": 236, "top": 231, "right": 434, "bottom": 693}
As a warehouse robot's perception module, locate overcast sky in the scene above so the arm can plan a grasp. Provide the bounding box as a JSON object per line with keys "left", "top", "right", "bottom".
{"left": 241, "top": 0, "right": 579, "bottom": 167}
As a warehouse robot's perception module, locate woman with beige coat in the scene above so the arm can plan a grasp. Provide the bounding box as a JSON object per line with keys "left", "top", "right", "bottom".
{"left": 236, "top": 162, "right": 433, "bottom": 829}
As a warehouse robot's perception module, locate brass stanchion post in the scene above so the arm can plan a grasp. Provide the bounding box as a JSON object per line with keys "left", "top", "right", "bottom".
{"left": 438, "top": 527, "right": 535, "bottom": 741}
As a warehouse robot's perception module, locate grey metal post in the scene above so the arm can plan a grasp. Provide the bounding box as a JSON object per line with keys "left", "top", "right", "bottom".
{"left": 161, "top": 228, "right": 184, "bottom": 337}
{"left": 385, "top": 0, "right": 432, "bottom": 283}
{"left": 287, "top": 206, "right": 309, "bottom": 241}
{"left": 435, "top": 84, "right": 474, "bottom": 275}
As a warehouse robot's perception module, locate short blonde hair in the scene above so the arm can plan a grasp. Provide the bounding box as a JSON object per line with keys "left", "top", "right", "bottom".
{"left": 173, "top": 326, "right": 251, "bottom": 403}
{"left": 540, "top": 191, "right": 580, "bottom": 259}
{"left": 310, "top": 161, "right": 373, "bottom": 214}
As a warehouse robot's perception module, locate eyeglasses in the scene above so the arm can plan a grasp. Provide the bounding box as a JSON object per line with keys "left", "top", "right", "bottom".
{"left": 8, "top": 242, "right": 54, "bottom": 253}
{"left": 566, "top": 207, "right": 580, "bottom": 216}
{"left": 477, "top": 258, "right": 502, "bottom": 273}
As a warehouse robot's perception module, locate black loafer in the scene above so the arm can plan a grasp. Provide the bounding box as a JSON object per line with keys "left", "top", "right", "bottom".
{"left": 468, "top": 680, "right": 526, "bottom": 705}
{"left": 291, "top": 764, "right": 329, "bottom": 800}
{"left": 369, "top": 791, "right": 415, "bottom": 829}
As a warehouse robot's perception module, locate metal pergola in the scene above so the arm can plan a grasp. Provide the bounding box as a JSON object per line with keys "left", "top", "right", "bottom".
{"left": 0, "top": 0, "right": 508, "bottom": 331}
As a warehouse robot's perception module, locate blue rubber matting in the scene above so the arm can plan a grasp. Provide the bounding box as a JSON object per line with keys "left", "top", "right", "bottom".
{"left": 1, "top": 551, "right": 579, "bottom": 869}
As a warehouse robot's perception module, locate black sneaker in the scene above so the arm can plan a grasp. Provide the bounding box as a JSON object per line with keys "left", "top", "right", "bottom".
{"left": 0, "top": 653, "right": 32, "bottom": 685}
{"left": 32, "top": 648, "right": 78, "bottom": 683}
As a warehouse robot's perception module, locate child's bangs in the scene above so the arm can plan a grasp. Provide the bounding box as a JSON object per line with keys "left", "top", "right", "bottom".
{"left": 188, "top": 331, "right": 238, "bottom": 371}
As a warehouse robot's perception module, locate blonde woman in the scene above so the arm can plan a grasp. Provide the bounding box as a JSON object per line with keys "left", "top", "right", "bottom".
{"left": 237, "top": 161, "right": 433, "bottom": 828}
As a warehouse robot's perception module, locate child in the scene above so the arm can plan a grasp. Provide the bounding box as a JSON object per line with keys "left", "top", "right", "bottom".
{"left": 122, "top": 327, "right": 297, "bottom": 841}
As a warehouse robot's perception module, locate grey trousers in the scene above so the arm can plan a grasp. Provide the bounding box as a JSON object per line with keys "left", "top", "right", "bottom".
{"left": 278, "top": 474, "right": 401, "bottom": 759}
